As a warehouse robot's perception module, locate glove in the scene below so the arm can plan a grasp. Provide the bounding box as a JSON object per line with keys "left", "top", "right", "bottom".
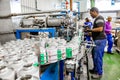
{"left": 87, "top": 29, "right": 92, "bottom": 32}
{"left": 84, "top": 29, "right": 92, "bottom": 32}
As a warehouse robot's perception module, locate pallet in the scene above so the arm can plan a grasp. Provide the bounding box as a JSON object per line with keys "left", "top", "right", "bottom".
{"left": 115, "top": 47, "right": 120, "bottom": 53}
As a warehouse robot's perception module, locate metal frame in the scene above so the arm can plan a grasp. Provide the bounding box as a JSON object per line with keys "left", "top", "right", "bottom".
{"left": 15, "top": 28, "right": 56, "bottom": 39}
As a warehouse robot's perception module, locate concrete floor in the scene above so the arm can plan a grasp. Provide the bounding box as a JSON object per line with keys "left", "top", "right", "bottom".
{"left": 91, "top": 52, "right": 120, "bottom": 80}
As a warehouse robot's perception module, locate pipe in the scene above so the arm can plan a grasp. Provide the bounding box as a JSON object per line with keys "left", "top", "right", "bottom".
{"left": 13, "top": 10, "right": 67, "bottom": 15}
{"left": 90, "top": 0, "right": 95, "bottom": 8}
{"left": 70, "top": 0, "right": 73, "bottom": 11}
{"left": 0, "top": 10, "right": 67, "bottom": 18}
{"left": 35, "top": 0, "right": 38, "bottom": 10}
{"left": 47, "top": 18, "right": 64, "bottom": 27}
{"left": 23, "top": 13, "right": 66, "bottom": 19}
{"left": 0, "top": 14, "right": 13, "bottom": 19}
{"left": 0, "top": 31, "right": 14, "bottom": 35}
{"left": 35, "top": 0, "right": 41, "bottom": 11}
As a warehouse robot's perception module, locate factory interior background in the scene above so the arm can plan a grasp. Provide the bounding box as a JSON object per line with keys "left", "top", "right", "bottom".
{"left": 0, "top": 0, "right": 120, "bottom": 80}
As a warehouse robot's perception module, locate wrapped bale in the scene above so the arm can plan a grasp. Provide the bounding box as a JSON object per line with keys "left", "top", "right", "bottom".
{"left": 117, "top": 37, "right": 120, "bottom": 50}
{"left": 116, "top": 31, "right": 120, "bottom": 50}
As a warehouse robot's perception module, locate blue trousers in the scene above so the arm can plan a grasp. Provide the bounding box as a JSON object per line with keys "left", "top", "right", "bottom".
{"left": 106, "top": 34, "right": 113, "bottom": 53}
{"left": 92, "top": 39, "right": 106, "bottom": 75}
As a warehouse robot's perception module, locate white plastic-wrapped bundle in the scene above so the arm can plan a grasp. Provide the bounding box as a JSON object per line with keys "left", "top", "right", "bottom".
{"left": 0, "top": 66, "right": 15, "bottom": 80}
{"left": 46, "top": 47, "right": 58, "bottom": 63}
{"left": 8, "top": 59, "right": 26, "bottom": 72}
{"left": 40, "top": 38, "right": 47, "bottom": 48}
{"left": 48, "top": 38, "right": 58, "bottom": 47}
{"left": 66, "top": 42, "right": 79, "bottom": 57}
{"left": 0, "top": 60, "right": 7, "bottom": 67}
{"left": 0, "top": 38, "right": 40, "bottom": 80}
{"left": 23, "top": 54, "right": 38, "bottom": 64}
{"left": 56, "top": 38, "right": 66, "bottom": 46}
{"left": 16, "top": 75, "right": 39, "bottom": 80}
{"left": 39, "top": 47, "right": 47, "bottom": 64}
{"left": 0, "top": 34, "right": 81, "bottom": 79}
{"left": 18, "top": 64, "right": 39, "bottom": 78}
{"left": 117, "top": 37, "right": 120, "bottom": 50}
{"left": 3, "top": 54, "right": 22, "bottom": 68}
{"left": 57, "top": 45, "right": 66, "bottom": 59}
{"left": 0, "top": 46, "right": 9, "bottom": 59}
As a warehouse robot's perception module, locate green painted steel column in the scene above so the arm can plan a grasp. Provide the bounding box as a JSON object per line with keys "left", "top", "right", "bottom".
{"left": 90, "top": 0, "right": 95, "bottom": 8}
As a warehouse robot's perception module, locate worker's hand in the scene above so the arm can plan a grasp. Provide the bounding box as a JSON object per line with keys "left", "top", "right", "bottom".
{"left": 87, "top": 29, "right": 92, "bottom": 32}
{"left": 84, "top": 28, "right": 92, "bottom": 32}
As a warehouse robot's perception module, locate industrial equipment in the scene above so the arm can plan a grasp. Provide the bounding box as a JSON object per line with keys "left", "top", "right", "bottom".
{"left": 0, "top": 10, "right": 94, "bottom": 80}
{"left": 19, "top": 11, "right": 77, "bottom": 41}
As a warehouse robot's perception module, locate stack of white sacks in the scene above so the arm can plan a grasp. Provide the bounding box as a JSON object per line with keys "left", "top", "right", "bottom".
{"left": 0, "top": 39, "right": 39, "bottom": 80}
{"left": 0, "top": 35, "right": 81, "bottom": 80}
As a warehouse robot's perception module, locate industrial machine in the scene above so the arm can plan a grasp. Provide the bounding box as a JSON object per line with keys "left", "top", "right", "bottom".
{"left": 19, "top": 11, "right": 77, "bottom": 41}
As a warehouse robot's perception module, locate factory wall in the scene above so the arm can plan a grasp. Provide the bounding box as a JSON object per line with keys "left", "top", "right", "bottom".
{"left": 95, "top": 0, "right": 120, "bottom": 11}
{"left": 21, "top": 0, "right": 62, "bottom": 13}
{"left": 79, "top": 0, "right": 90, "bottom": 12}
{"left": 0, "top": 0, "right": 16, "bottom": 44}
{"left": 82, "top": 12, "right": 117, "bottom": 20}
{"left": 10, "top": 0, "right": 21, "bottom": 13}
{"left": 37, "top": 0, "right": 62, "bottom": 11}
{"left": 81, "top": 12, "right": 118, "bottom": 28}
{"left": 21, "top": 0, "right": 36, "bottom": 13}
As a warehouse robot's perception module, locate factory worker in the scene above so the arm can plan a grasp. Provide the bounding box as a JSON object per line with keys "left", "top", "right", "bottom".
{"left": 85, "top": 7, "right": 107, "bottom": 79}
{"left": 105, "top": 16, "right": 113, "bottom": 54}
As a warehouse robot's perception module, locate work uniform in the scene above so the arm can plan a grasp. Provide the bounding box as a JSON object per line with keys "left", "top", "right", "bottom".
{"left": 92, "top": 15, "right": 106, "bottom": 75}
{"left": 105, "top": 21, "right": 113, "bottom": 53}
